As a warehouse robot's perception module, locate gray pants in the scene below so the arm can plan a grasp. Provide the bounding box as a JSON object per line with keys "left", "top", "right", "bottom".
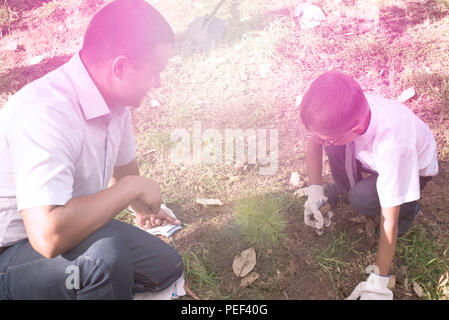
{"left": 325, "top": 145, "right": 432, "bottom": 237}
{"left": 0, "top": 219, "right": 183, "bottom": 299}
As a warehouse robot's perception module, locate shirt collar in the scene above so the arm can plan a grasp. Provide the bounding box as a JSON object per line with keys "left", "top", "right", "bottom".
{"left": 63, "top": 52, "right": 111, "bottom": 120}
{"left": 353, "top": 95, "right": 377, "bottom": 147}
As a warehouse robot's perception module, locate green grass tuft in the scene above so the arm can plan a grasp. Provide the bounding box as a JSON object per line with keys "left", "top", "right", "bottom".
{"left": 396, "top": 224, "right": 449, "bottom": 300}
{"left": 182, "top": 249, "right": 220, "bottom": 292}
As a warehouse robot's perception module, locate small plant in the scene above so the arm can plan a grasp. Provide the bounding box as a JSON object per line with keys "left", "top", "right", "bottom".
{"left": 233, "top": 194, "right": 291, "bottom": 250}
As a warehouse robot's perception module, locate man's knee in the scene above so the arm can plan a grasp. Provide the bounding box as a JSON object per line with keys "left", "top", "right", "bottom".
{"left": 162, "top": 247, "right": 184, "bottom": 281}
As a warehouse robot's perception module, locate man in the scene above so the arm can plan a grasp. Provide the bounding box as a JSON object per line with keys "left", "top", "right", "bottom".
{"left": 299, "top": 71, "right": 438, "bottom": 300}
{"left": 0, "top": 0, "right": 183, "bottom": 299}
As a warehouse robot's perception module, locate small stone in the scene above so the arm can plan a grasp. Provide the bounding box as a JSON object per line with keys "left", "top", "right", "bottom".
{"left": 397, "top": 87, "right": 416, "bottom": 103}
{"left": 295, "top": 94, "right": 302, "bottom": 107}
{"left": 290, "top": 171, "right": 300, "bottom": 187}
{"left": 259, "top": 64, "right": 272, "bottom": 78}
{"left": 29, "top": 55, "right": 44, "bottom": 65}
{"left": 150, "top": 99, "right": 161, "bottom": 107}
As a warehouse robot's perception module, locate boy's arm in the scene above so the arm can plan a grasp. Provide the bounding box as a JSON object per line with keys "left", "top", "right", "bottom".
{"left": 376, "top": 205, "right": 400, "bottom": 275}
{"left": 346, "top": 205, "right": 399, "bottom": 300}
{"left": 306, "top": 135, "right": 323, "bottom": 185}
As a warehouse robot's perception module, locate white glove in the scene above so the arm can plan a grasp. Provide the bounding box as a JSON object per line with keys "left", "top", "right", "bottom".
{"left": 304, "top": 185, "right": 328, "bottom": 229}
{"left": 345, "top": 265, "right": 393, "bottom": 300}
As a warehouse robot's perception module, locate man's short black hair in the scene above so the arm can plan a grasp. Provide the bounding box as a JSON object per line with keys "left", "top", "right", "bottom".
{"left": 81, "top": 0, "right": 174, "bottom": 66}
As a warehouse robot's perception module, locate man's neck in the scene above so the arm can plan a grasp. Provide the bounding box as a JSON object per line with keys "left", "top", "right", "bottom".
{"left": 79, "top": 51, "right": 116, "bottom": 110}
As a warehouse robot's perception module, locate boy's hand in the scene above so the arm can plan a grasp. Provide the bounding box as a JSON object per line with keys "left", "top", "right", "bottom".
{"left": 345, "top": 265, "right": 393, "bottom": 300}
{"left": 304, "top": 184, "right": 327, "bottom": 229}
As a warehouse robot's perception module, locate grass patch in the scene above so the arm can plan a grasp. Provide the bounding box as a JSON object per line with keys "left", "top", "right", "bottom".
{"left": 182, "top": 248, "right": 220, "bottom": 296}
{"left": 0, "top": 0, "right": 13, "bottom": 33}
{"left": 233, "top": 193, "right": 292, "bottom": 251}
{"left": 395, "top": 224, "right": 449, "bottom": 300}
{"left": 312, "top": 230, "right": 363, "bottom": 297}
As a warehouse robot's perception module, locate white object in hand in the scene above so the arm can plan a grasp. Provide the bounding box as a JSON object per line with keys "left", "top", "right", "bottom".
{"left": 303, "top": 184, "right": 327, "bottom": 229}
{"left": 132, "top": 204, "right": 183, "bottom": 237}
{"left": 345, "top": 265, "right": 393, "bottom": 300}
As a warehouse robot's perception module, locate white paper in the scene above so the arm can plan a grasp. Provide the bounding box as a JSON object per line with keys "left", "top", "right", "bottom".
{"left": 131, "top": 204, "right": 183, "bottom": 237}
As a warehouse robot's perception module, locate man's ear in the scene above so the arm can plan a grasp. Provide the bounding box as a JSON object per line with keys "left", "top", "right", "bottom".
{"left": 111, "top": 56, "right": 130, "bottom": 80}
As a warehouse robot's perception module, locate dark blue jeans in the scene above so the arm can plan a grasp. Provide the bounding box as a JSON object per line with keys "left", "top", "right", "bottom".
{"left": 325, "top": 145, "right": 431, "bottom": 236}
{"left": 0, "top": 219, "right": 183, "bottom": 299}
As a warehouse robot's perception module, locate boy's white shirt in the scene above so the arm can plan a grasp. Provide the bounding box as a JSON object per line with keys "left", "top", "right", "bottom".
{"left": 353, "top": 94, "right": 438, "bottom": 208}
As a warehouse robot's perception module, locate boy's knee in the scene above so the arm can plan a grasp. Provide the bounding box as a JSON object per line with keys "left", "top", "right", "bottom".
{"left": 348, "top": 186, "right": 379, "bottom": 217}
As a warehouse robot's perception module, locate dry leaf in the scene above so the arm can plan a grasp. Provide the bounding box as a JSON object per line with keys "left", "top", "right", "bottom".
{"left": 240, "top": 271, "right": 259, "bottom": 288}
{"left": 232, "top": 247, "right": 257, "bottom": 277}
{"left": 196, "top": 198, "right": 224, "bottom": 206}
{"left": 413, "top": 282, "right": 423, "bottom": 298}
{"left": 388, "top": 275, "right": 396, "bottom": 290}
{"left": 0, "top": 40, "right": 17, "bottom": 51}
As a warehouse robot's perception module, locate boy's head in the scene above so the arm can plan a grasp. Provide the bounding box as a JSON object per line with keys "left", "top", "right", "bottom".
{"left": 299, "top": 71, "right": 371, "bottom": 146}
{"left": 80, "top": 0, "right": 174, "bottom": 108}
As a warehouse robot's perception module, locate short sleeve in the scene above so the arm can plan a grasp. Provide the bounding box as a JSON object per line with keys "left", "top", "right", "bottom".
{"left": 375, "top": 145, "right": 420, "bottom": 208}
{"left": 115, "top": 108, "right": 136, "bottom": 167}
{"left": 8, "top": 106, "right": 79, "bottom": 211}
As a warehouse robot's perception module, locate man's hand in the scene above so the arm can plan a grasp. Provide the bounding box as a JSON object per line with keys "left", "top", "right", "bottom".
{"left": 346, "top": 265, "right": 393, "bottom": 300}
{"left": 134, "top": 204, "right": 181, "bottom": 229}
{"left": 304, "top": 184, "right": 327, "bottom": 229}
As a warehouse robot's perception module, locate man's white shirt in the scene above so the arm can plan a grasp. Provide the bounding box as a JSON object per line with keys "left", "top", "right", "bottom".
{"left": 353, "top": 94, "right": 438, "bottom": 208}
{"left": 0, "top": 52, "right": 137, "bottom": 246}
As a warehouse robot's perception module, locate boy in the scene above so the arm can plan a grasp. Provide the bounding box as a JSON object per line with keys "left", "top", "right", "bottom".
{"left": 299, "top": 71, "right": 438, "bottom": 300}
{"left": 0, "top": 0, "right": 183, "bottom": 299}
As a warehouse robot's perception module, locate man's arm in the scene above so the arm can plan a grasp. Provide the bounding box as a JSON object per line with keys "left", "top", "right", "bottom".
{"left": 306, "top": 135, "right": 323, "bottom": 185}
{"left": 375, "top": 205, "right": 400, "bottom": 276}
{"left": 21, "top": 175, "right": 161, "bottom": 259}
{"left": 109, "top": 158, "right": 180, "bottom": 229}
{"left": 109, "top": 158, "right": 140, "bottom": 187}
